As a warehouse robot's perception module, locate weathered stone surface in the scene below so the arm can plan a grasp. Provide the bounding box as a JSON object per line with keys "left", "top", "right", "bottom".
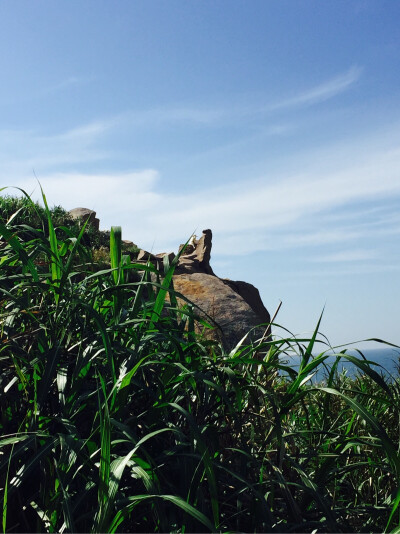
{"left": 156, "top": 252, "right": 176, "bottom": 265}
{"left": 136, "top": 250, "right": 176, "bottom": 271}
{"left": 122, "top": 240, "right": 137, "bottom": 248}
{"left": 221, "top": 279, "right": 269, "bottom": 321}
{"left": 177, "top": 229, "right": 215, "bottom": 275}
{"left": 174, "top": 229, "right": 270, "bottom": 349}
{"left": 69, "top": 207, "right": 100, "bottom": 231}
{"left": 173, "top": 273, "right": 270, "bottom": 350}
{"left": 137, "top": 249, "right": 156, "bottom": 262}
{"left": 136, "top": 249, "right": 160, "bottom": 270}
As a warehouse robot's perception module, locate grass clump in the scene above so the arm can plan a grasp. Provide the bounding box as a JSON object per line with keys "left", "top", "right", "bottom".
{"left": 0, "top": 189, "right": 400, "bottom": 533}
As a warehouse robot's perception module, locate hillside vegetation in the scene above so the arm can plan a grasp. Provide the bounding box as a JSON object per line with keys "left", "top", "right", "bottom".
{"left": 1, "top": 189, "right": 400, "bottom": 533}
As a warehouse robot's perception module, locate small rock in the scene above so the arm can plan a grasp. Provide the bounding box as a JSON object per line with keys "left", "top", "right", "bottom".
{"left": 122, "top": 240, "right": 137, "bottom": 248}
{"left": 69, "top": 207, "right": 100, "bottom": 231}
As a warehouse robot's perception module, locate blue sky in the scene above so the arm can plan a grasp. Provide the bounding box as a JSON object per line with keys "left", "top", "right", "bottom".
{"left": 1, "top": 0, "right": 400, "bottom": 348}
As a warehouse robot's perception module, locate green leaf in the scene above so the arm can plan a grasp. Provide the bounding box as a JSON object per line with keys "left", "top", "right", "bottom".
{"left": 149, "top": 235, "right": 193, "bottom": 328}
{"left": 299, "top": 308, "right": 324, "bottom": 373}
{"left": 9, "top": 437, "right": 57, "bottom": 492}
{"left": 78, "top": 301, "right": 116, "bottom": 383}
{"left": 319, "top": 387, "right": 400, "bottom": 477}
{"left": 0, "top": 220, "right": 39, "bottom": 282}
{"left": 109, "top": 494, "right": 214, "bottom": 533}
{"left": 385, "top": 486, "right": 400, "bottom": 533}
{"left": 110, "top": 226, "right": 122, "bottom": 285}
{"left": 39, "top": 183, "right": 62, "bottom": 294}
{"left": 93, "top": 373, "right": 111, "bottom": 534}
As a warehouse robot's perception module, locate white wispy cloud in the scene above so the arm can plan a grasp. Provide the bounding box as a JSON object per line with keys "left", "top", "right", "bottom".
{"left": 129, "top": 106, "right": 227, "bottom": 126}
{"left": 9, "top": 135, "right": 400, "bottom": 258}
{"left": 14, "top": 170, "right": 160, "bottom": 214}
{"left": 89, "top": 65, "right": 364, "bottom": 130}
{"left": 54, "top": 121, "right": 113, "bottom": 140}
{"left": 138, "top": 142, "right": 400, "bottom": 249}
{"left": 2, "top": 86, "right": 400, "bottom": 264}
{"left": 296, "top": 262, "right": 400, "bottom": 277}
{"left": 311, "top": 249, "right": 377, "bottom": 263}
{"left": 271, "top": 66, "right": 363, "bottom": 110}
{"left": 0, "top": 120, "right": 114, "bottom": 177}
{"left": 41, "top": 75, "right": 94, "bottom": 95}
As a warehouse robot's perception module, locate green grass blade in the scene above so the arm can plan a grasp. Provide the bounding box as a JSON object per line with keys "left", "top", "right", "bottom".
{"left": 39, "top": 183, "right": 62, "bottom": 291}
{"left": 385, "top": 487, "right": 400, "bottom": 533}
{"left": 37, "top": 345, "right": 62, "bottom": 410}
{"left": 149, "top": 236, "right": 192, "bottom": 328}
{"left": 1, "top": 441, "right": 15, "bottom": 534}
{"left": 53, "top": 458, "right": 76, "bottom": 534}
{"left": 319, "top": 386, "right": 400, "bottom": 477}
{"left": 58, "top": 217, "right": 89, "bottom": 293}
{"left": 0, "top": 221, "right": 39, "bottom": 281}
{"left": 93, "top": 373, "right": 111, "bottom": 534}
{"left": 299, "top": 308, "right": 324, "bottom": 373}
{"left": 79, "top": 301, "right": 116, "bottom": 383}
{"left": 8, "top": 437, "right": 57, "bottom": 493}
{"left": 110, "top": 226, "right": 122, "bottom": 285}
{"left": 109, "top": 494, "right": 214, "bottom": 533}
{"left": 341, "top": 353, "right": 392, "bottom": 396}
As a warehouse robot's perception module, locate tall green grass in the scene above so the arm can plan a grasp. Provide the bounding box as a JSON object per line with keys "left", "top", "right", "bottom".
{"left": 0, "top": 189, "right": 399, "bottom": 533}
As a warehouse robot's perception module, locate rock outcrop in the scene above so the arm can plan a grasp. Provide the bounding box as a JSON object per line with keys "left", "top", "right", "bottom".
{"left": 172, "top": 229, "right": 270, "bottom": 350}
{"left": 69, "top": 207, "right": 271, "bottom": 350}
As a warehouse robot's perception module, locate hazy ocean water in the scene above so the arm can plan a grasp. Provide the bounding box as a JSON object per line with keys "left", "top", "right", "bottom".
{"left": 280, "top": 348, "right": 400, "bottom": 382}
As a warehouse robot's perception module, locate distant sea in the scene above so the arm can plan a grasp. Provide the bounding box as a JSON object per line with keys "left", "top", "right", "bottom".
{"left": 280, "top": 348, "right": 400, "bottom": 382}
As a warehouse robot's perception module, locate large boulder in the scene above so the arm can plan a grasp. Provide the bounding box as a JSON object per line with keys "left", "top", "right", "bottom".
{"left": 172, "top": 229, "right": 270, "bottom": 349}
{"left": 173, "top": 272, "right": 270, "bottom": 350}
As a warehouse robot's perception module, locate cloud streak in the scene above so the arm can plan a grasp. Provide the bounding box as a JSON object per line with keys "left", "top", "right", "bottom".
{"left": 42, "top": 75, "right": 93, "bottom": 95}
{"left": 0, "top": 120, "right": 115, "bottom": 177}
{"left": 271, "top": 66, "right": 363, "bottom": 110}
{"left": 311, "top": 249, "right": 377, "bottom": 263}
{"left": 89, "top": 65, "right": 365, "bottom": 130}
{"left": 122, "top": 66, "right": 363, "bottom": 128}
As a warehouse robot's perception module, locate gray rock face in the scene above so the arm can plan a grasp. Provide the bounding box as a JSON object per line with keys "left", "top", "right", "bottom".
{"left": 136, "top": 249, "right": 176, "bottom": 270}
{"left": 69, "top": 208, "right": 100, "bottom": 231}
{"left": 221, "top": 279, "right": 269, "bottom": 321}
